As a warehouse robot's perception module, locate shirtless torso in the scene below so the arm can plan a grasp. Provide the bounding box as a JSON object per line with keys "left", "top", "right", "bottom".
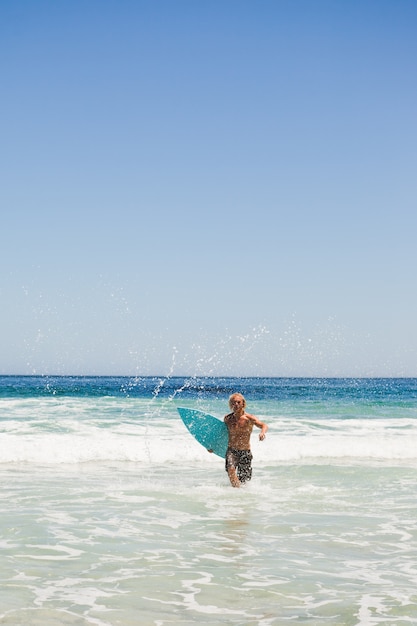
{"left": 224, "top": 412, "right": 257, "bottom": 450}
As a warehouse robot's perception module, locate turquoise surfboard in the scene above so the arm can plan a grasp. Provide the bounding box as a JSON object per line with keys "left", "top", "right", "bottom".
{"left": 177, "top": 407, "right": 228, "bottom": 458}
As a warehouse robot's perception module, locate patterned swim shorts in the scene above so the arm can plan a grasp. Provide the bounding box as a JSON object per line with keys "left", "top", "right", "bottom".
{"left": 225, "top": 448, "right": 253, "bottom": 484}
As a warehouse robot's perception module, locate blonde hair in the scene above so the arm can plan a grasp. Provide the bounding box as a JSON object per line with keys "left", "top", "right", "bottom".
{"left": 228, "top": 393, "right": 246, "bottom": 409}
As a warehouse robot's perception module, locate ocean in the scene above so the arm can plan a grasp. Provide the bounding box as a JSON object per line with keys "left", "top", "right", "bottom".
{"left": 1, "top": 376, "right": 417, "bottom": 626}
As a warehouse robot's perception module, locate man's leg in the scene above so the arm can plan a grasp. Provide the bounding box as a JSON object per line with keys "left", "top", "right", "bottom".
{"left": 227, "top": 465, "right": 241, "bottom": 488}
{"left": 225, "top": 449, "right": 241, "bottom": 488}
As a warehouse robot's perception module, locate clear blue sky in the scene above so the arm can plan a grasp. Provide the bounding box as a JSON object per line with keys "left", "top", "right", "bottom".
{"left": 1, "top": 0, "right": 416, "bottom": 376}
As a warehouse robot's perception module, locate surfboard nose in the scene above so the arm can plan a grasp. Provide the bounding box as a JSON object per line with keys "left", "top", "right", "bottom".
{"left": 177, "top": 407, "right": 228, "bottom": 458}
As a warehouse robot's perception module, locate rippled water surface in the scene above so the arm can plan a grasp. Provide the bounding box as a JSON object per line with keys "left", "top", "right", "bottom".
{"left": 1, "top": 377, "right": 417, "bottom": 625}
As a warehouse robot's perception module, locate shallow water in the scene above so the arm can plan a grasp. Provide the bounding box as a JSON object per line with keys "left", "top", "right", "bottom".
{"left": 1, "top": 377, "right": 417, "bottom": 625}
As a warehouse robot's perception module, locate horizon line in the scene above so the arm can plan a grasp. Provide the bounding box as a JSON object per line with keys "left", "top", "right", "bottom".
{"left": 1, "top": 374, "right": 417, "bottom": 380}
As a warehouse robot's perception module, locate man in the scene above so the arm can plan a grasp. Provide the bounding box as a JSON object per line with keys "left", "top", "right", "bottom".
{"left": 224, "top": 393, "right": 268, "bottom": 488}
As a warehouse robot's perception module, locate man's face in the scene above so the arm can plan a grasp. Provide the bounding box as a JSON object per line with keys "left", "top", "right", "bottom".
{"left": 230, "top": 396, "right": 244, "bottom": 412}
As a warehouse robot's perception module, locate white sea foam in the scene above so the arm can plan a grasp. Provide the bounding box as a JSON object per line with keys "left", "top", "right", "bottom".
{"left": 2, "top": 399, "right": 417, "bottom": 466}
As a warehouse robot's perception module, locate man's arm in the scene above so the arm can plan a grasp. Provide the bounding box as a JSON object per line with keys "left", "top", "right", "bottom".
{"left": 248, "top": 414, "right": 268, "bottom": 441}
